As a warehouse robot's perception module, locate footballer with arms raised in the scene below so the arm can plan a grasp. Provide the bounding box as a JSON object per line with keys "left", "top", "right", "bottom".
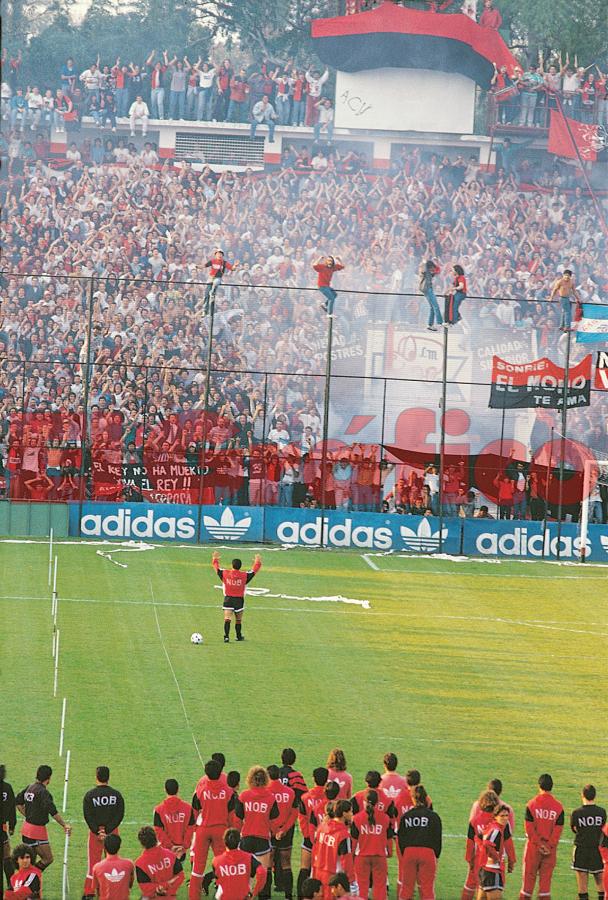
{"left": 212, "top": 551, "right": 261, "bottom": 643}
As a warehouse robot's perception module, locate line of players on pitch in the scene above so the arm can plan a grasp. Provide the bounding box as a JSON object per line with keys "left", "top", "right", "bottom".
{"left": 1, "top": 752, "right": 608, "bottom": 900}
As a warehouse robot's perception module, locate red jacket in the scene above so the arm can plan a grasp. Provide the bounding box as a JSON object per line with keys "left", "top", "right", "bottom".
{"left": 153, "top": 795, "right": 196, "bottom": 850}
{"left": 235, "top": 787, "right": 280, "bottom": 839}
{"left": 6, "top": 866, "right": 42, "bottom": 899}
{"left": 270, "top": 780, "right": 299, "bottom": 834}
{"left": 465, "top": 808, "right": 496, "bottom": 864}
{"left": 524, "top": 793, "right": 565, "bottom": 849}
{"left": 135, "top": 845, "right": 184, "bottom": 897}
{"left": 299, "top": 784, "right": 327, "bottom": 842}
{"left": 213, "top": 558, "right": 261, "bottom": 598}
{"left": 92, "top": 855, "right": 135, "bottom": 900}
{"left": 208, "top": 848, "right": 266, "bottom": 900}
{"left": 313, "top": 261, "right": 344, "bottom": 289}
{"left": 192, "top": 777, "right": 235, "bottom": 828}
{"left": 312, "top": 818, "right": 355, "bottom": 882}
{"left": 478, "top": 820, "right": 516, "bottom": 875}
{"left": 351, "top": 809, "right": 392, "bottom": 856}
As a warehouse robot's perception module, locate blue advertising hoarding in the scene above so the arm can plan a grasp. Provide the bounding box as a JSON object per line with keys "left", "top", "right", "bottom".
{"left": 69, "top": 502, "right": 198, "bottom": 543}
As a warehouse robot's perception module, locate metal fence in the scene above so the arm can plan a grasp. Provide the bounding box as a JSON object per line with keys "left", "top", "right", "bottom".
{"left": 1, "top": 271, "right": 607, "bottom": 533}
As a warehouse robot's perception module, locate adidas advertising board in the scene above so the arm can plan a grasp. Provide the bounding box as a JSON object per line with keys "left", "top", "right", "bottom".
{"left": 71, "top": 502, "right": 198, "bottom": 542}
{"left": 462, "top": 519, "right": 608, "bottom": 560}
{"left": 264, "top": 508, "right": 461, "bottom": 552}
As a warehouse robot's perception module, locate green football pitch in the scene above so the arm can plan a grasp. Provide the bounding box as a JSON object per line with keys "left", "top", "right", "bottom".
{"left": 1, "top": 539, "right": 607, "bottom": 898}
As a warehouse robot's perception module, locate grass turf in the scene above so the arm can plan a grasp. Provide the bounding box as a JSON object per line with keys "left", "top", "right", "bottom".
{"left": 1, "top": 539, "right": 607, "bottom": 898}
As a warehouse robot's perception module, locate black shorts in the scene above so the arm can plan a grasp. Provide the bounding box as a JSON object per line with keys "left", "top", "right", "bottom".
{"left": 22, "top": 834, "right": 49, "bottom": 848}
{"left": 272, "top": 825, "right": 295, "bottom": 851}
{"left": 479, "top": 869, "right": 504, "bottom": 892}
{"left": 572, "top": 846, "right": 604, "bottom": 873}
{"left": 301, "top": 836, "right": 313, "bottom": 852}
{"left": 223, "top": 597, "right": 244, "bottom": 613}
{"left": 240, "top": 835, "right": 271, "bottom": 857}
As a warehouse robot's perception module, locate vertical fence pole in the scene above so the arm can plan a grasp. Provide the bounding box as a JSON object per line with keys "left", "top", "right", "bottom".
{"left": 260, "top": 373, "right": 269, "bottom": 529}
{"left": 320, "top": 314, "right": 335, "bottom": 543}
{"left": 48, "top": 527, "right": 54, "bottom": 587}
{"left": 437, "top": 325, "right": 449, "bottom": 552}
{"left": 196, "top": 292, "right": 217, "bottom": 541}
{"left": 78, "top": 276, "right": 96, "bottom": 522}
{"left": 556, "top": 326, "right": 573, "bottom": 557}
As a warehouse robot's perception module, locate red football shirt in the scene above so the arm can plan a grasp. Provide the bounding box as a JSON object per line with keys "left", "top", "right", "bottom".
{"left": 92, "top": 855, "right": 135, "bottom": 900}
{"left": 351, "top": 809, "right": 392, "bottom": 856}
{"left": 236, "top": 787, "right": 280, "bottom": 839}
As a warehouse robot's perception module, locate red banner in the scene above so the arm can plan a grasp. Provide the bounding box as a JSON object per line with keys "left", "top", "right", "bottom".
{"left": 548, "top": 110, "right": 598, "bottom": 162}
{"left": 489, "top": 355, "right": 592, "bottom": 408}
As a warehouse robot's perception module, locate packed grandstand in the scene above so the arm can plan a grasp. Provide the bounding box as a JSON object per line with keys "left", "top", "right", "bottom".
{"left": 1, "top": 0, "right": 607, "bottom": 522}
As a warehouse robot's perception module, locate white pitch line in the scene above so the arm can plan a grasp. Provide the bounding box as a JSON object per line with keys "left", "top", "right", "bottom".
{"left": 2, "top": 593, "right": 606, "bottom": 637}
{"left": 149, "top": 580, "right": 204, "bottom": 766}
{"left": 361, "top": 554, "right": 380, "bottom": 570}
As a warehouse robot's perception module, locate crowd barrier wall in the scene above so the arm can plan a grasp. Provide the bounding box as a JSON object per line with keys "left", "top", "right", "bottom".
{"left": 61, "top": 501, "right": 608, "bottom": 561}
{"left": 0, "top": 501, "right": 69, "bottom": 537}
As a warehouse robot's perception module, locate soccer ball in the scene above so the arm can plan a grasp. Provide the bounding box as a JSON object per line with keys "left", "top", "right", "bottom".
{"left": 190, "top": 632, "right": 203, "bottom": 645}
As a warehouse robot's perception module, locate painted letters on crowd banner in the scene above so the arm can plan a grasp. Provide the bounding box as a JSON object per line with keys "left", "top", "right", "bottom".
{"left": 595, "top": 351, "right": 608, "bottom": 389}
{"left": 489, "top": 355, "right": 592, "bottom": 409}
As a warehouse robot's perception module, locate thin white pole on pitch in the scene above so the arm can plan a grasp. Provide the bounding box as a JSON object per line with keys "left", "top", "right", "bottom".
{"left": 62, "top": 749, "right": 70, "bottom": 812}
{"left": 59, "top": 697, "right": 67, "bottom": 757}
{"left": 48, "top": 528, "right": 54, "bottom": 587}
{"left": 53, "top": 629, "right": 60, "bottom": 697}
{"left": 62, "top": 831, "right": 70, "bottom": 900}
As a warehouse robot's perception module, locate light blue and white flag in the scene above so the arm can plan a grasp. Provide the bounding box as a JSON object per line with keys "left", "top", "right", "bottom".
{"left": 576, "top": 304, "right": 608, "bottom": 343}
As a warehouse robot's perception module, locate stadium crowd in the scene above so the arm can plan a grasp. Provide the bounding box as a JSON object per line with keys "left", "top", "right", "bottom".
{"left": 1, "top": 48, "right": 334, "bottom": 135}
{"left": 1, "top": 753, "right": 607, "bottom": 900}
{"left": 0, "top": 129, "right": 607, "bottom": 513}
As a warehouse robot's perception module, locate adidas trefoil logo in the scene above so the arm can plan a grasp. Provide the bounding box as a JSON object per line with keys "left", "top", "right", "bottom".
{"left": 203, "top": 507, "right": 252, "bottom": 540}
{"left": 104, "top": 869, "right": 126, "bottom": 883}
{"left": 400, "top": 517, "right": 447, "bottom": 552}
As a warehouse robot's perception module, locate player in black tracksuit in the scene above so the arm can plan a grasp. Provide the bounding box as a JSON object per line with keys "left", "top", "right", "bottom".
{"left": 397, "top": 786, "right": 442, "bottom": 900}
{"left": 571, "top": 784, "right": 607, "bottom": 900}
{"left": 82, "top": 766, "right": 125, "bottom": 899}
{"left": 1, "top": 764, "right": 17, "bottom": 889}
{"left": 15, "top": 765, "right": 71, "bottom": 870}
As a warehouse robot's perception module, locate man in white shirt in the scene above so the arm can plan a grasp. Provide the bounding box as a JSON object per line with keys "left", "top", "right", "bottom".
{"left": 129, "top": 96, "right": 150, "bottom": 136}
{"left": 305, "top": 68, "right": 328, "bottom": 125}
{"left": 25, "top": 86, "right": 44, "bottom": 131}
{"left": 313, "top": 98, "right": 334, "bottom": 142}
{"left": 250, "top": 95, "right": 277, "bottom": 142}
{"left": 197, "top": 63, "right": 215, "bottom": 120}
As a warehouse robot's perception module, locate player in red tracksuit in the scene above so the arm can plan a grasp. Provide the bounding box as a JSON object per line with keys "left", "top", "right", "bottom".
{"left": 398, "top": 787, "right": 442, "bottom": 900}
{"left": 468, "top": 780, "right": 515, "bottom": 835}
{"left": 91, "top": 834, "right": 135, "bottom": 900}
{"left": 212, "top": 551, "right": 261, "bottom": 643}
{"left": 82, "top": 766, "right": 125, "bottom": 899}
{"left": 326, "top": 751, "right": 352, "bottom": 800}
{"left": 153, "top": 779, "right": 195, "bottom": 861}
{"left": 394, "top": 772, "right": 432, "bottom": 898}
{"left": 380, "top": 755, "right": 408, "bottom": 802}
{"left": 461, "top": 791, "right": 500, "bottom": 900}
{"left": 519, "top": 774, "right": 564, "bottom": 900}
{"left": 4, "top": 844, "right": 42, "bottom": 898}
{"left": 312, "top": 800, "right": 355, "bottom": 900}
{"left": 135, "top": 826, "right": 184, "bottom": 898}
{"left": 268, "top": 765, "right": 299, "bottom": 900}
{"left": 352, "top": 772, "right": 396, "bottom": 818}
{"left": 601, "top": 822, "right": 608, "bottom": 894}
{"left": 202, "top": 828, "right": 267, "bottom": 900}
{"left": 351, "top": 790, "right": 393, "bottom": 900}
{"left": 190, "top": 759, "right": 237, "bottom": 900}
{"left": 234, "top": 766, "right": 280, "bottom": 900}
{"left": 297, "top": 768, "right": 329, "bottom": 899}
{"left": 478, "top": 806, "right": 516, "bottom": 898}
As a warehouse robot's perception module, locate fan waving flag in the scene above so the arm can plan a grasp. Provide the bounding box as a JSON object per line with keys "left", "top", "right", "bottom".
{"left": 548, "top": 110, "right": 599, "bottom": 162}
{"left": 576, "top": 304, "right": 608, "bottom": 343}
